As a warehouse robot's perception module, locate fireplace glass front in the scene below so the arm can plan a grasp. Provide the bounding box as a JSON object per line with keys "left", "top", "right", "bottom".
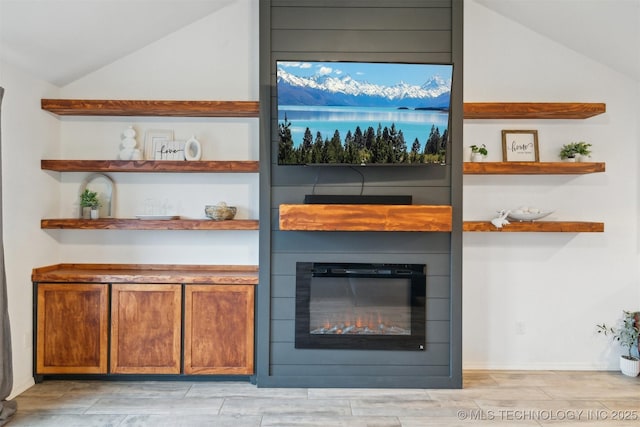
{"left": 295, "top": 262, "right": 426, "bottom": 351}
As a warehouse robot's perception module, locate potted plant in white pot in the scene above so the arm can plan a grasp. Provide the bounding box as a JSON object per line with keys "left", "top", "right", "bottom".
{"left": 559, "top": 143, "right": 580, "bottom": 162}
{"left": 470, "top": 144, "right": 487, "bottom": 162}
{"left": 596, "top": 310, "right": 640, "bottom": 377}
{"left": 79, "top": 189, "right": 101, "bottom": 219}
{"left": 575, "top": 141, "right": 592, "bottom": 162}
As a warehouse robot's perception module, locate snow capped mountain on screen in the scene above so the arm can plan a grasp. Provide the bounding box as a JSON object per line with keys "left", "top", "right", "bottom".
{"left": 277, "top": 67, "right": 451, "bottom": 109}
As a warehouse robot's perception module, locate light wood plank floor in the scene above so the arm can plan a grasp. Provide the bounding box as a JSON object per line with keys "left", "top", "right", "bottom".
{"left": 7, "top": 371, "right": 640, "bottom": 426}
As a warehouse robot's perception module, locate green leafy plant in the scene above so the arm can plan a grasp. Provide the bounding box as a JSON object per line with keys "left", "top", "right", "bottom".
{"left": 559, "top": 143, "right": 579, "bottom": 159}
{"left": 560, "top": 142, "right": 591, "bottom": 159}
{"left": 596, "top": 310, "right": 640, "bottom": 360}
{"left": 79, "top": 189, "right": 100, "bottom": 208}
{"left": 470, "top": 144, "right": 488, "bottom": 156}
{"left": 575, "top": 141, "right": 592, "bottom": 156}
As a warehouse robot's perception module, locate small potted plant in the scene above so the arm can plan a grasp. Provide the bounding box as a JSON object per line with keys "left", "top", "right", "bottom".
{"left": 559, "top": 142, "right": 582, "bottom": 162}
{"left": 79, "top": 189, "right": 100, "bottom": 219}
{"left": 575, "top": 141, "right": 592, "bottom": 162}
{"left": 470, "top": 144, "right": 488, "bottom": 162}
{"left": 596, "top": 310, "right": 640, "bottom": 377}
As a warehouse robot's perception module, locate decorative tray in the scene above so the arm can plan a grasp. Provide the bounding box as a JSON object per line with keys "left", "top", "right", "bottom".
{"left": 135, "top": 215, "right": 180, "bottom": 220}
{"left": 507, "top": 210, "right": 553, "bottom": 222}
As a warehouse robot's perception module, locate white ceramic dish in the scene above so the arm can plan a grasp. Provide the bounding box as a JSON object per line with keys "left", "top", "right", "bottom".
{"left": 135, "top": 215, "right": 180, "bottom": 220}
{"left": 507, "top": 211, "right": 553, "bottom": 222}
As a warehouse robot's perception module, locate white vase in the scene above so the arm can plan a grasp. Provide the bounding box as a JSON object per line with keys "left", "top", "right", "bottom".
{"left": 620, "top": 355, "right": 640, "bottom": 377}
{"left": 90, "top": 208, "right": 99, "bottom": 220}
{"left": 562, "top": 157, "right": 576, "bottom": 162}
{"left": 471, "top": 153, "right": 485, "bottom": 162}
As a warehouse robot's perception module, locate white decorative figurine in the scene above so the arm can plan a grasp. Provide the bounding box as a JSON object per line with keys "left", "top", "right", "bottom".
{"left": 491, "top": 209, "right": 511, "bottom": 229}
{"left": 119, "top": 126, "right": 141, "bottom": 160}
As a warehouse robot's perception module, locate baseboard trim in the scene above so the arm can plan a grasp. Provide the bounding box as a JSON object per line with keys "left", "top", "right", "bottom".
{"left": 8, "top": 377, "right": 35, "bottom": 400}
{"left": 462, "top": 362, "right": 618, "bottom": 371}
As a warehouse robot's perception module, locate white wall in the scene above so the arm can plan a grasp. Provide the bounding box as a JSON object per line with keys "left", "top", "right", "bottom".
{"left": 0, "top": 62, "right": 61, "bottom": 396}
{"left": 0, "top": 0, "right": 258, "bottom": 398}
{"left": 55, "top": 0, "right": 259, "bottom": 266}
{"left": 463, "top": 1, "right": 640, "bottom": 370}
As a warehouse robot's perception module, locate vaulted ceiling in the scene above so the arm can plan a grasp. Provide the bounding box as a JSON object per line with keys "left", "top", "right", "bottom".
{"left": 0, "top": 0, "right": 638, "bottom": 86}
{"left": 0, "top": 0, "right": 233, "bottom": 86}
{"left": 477, "top": 0, "right": 640, "bottom": 82}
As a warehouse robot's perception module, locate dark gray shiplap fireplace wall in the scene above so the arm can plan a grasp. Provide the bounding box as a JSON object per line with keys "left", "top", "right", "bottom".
{"left": 257, "top": 0, "right": 463, "bottom": 388}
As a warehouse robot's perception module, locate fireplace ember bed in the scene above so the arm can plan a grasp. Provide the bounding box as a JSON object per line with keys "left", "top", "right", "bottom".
{"left": 295, "top": 262, "right": 426, "bottom": 351}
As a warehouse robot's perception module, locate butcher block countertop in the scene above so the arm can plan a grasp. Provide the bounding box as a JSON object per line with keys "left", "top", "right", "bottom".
{"left": 31, "top": 264, "right": 259, "bottom": 285}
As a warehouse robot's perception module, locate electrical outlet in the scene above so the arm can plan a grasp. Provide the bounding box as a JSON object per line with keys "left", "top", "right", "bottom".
{"left": 515, "top": 321, "right": 526, "bottom": 335}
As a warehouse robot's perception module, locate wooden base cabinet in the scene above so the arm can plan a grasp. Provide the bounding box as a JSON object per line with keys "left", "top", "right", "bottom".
{"left": 110, "top": 284, "right": 182, "bottom": 374}
{"left": 36, "top": 283, "right": 108, "bottom": 374}
{"left": 33, "top": 265, "right": 258, "bottom": 379}
{"left": 184, "top": 285, "right": 255, "bottom": 375}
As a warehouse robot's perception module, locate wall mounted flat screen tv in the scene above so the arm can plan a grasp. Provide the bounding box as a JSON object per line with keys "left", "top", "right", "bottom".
{"left": 276, "top": 60, "right": 453, "bottom": 166}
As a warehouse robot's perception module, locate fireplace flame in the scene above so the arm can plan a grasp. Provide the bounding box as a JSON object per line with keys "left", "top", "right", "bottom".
{"left": 311, "top": 311, "right": 410, "bottom": 336}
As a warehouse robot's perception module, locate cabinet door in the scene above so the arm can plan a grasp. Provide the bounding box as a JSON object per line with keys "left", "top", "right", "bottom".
{"left": 110, "top": 284, "right": 181, "bottom": 374}
{"left": 184, "top": 285, "right": 255, "bottom": 375}
{"left": 36, "top": 283, "right": 108, "bottom": 374}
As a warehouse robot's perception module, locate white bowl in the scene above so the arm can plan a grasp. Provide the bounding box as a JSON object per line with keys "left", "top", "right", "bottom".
{"left": 507, "top": 210, "right": 553, "bottom": 222}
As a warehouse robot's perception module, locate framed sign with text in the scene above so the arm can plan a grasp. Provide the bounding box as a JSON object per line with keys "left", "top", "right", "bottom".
{"left": 144, "top": 129, "right": 174, "bottom": 160}
{"left": 502, "top": 130, "right": 539, "bottom": 162}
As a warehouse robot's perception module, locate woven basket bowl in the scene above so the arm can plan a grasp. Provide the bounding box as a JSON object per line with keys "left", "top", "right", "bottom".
{"left": 205, "top": 205, "right": 237, "bottom": 220}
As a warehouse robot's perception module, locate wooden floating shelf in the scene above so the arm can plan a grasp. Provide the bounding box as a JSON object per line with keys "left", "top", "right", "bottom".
{"left": 31, "top": 264, "right": 259, "bottom": 285}
{"left": 463, "top": 161, "right": 605, "bottom": 175}
{"left": 279, "top": 204, "right": 452, "bottom": 232}
{"left": 41, "top": 99, "right": 260, "bottom": 117}
{"left": 41, "top": 160, "right": 259, "bottom": 173}
{"left": 41, "top": 218, "right": 259, "bottom": 231}
{"left": 463, "top": 102, "right": 606, "bottom": 119}
{"left": 463, "top": 221, "right": 604, "bottom": 233}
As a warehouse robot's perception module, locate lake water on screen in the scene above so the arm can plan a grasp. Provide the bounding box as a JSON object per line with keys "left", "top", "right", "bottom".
{"left": 279, "top": 105, "right": 449, "bottom": 148}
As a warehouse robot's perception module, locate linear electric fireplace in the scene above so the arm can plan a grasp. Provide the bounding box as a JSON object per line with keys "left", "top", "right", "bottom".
{"left": 295, "top": 262, "right": 426, "bottom": 351}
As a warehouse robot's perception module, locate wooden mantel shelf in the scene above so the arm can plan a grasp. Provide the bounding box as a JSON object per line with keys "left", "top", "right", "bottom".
{"left": 463, "top": 162, "right": 605, "bottom": 175}
{"left": 41, "top": 160, "right": 259, "bottom": 173}
{"left": 463, "top": 221, "right": 604, "bottom": 233}
{"left": 41, "top": 218, "right": 259, "bottom": 230}
{"left": 279, "top": 204, "right": 452, "bottom": 232}
{"left": 41, "top": 99, "right": 260, "bottom": 117}
{"left": 31, "top": 263, "right": 259, "bottom": 285}
{"left": 463, "top": 102, "right": 606, "bottom": 119}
